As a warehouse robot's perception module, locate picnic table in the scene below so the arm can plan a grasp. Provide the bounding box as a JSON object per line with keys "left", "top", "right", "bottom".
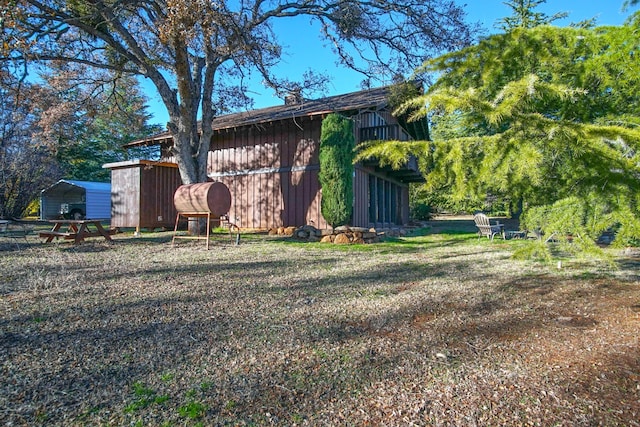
{"left": 40, "top": 219, "right": 115, "bottom": 244}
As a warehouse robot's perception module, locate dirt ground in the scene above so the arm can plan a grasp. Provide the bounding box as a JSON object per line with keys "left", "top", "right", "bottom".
{"left": 0, "top": 224, "right": 638, "bottom": 426}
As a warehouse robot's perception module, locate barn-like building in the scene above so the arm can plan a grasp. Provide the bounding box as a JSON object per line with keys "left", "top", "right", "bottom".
{"left": 108, "top": 85, "right": 425, "bottom": 231}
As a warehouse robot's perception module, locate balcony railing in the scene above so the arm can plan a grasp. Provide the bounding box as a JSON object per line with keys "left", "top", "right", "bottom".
{"left": 359, "top": 125, "right": 402, "bottom": 142}
{"left": 358, "top": 125, "right": 424, "bottom": 183}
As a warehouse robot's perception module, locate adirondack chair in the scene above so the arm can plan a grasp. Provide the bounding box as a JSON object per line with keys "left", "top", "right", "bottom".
{"left": 473, "top": 213, "right": 505, "bottom": 241}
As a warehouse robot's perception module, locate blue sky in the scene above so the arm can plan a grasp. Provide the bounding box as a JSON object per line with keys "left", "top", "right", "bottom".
{"left": 144, "top": 1, "right": 633, "bottom": 126}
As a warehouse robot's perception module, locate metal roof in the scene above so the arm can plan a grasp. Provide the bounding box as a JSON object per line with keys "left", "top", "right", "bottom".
{"left": 42, "top": 179, "right": 111, "bottom": 194}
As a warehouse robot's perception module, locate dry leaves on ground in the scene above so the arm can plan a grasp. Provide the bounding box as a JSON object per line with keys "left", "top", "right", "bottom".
{"left": 0, "top": 231, "right": 638, "bottom": 426}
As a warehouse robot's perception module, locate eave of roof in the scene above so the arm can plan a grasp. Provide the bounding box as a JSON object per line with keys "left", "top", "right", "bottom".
{"left": 126, "top": 86, "right": 392, "bottom": 147}
{"left": 41, "top": 179, "right": 111, "bottom": 194}
{"left": 211, "top": 85, "right": 390, "bottom": 130}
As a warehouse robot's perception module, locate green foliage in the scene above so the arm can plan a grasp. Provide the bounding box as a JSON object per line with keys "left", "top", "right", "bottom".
{"left": 522, "top": 192, "right": 640, "bottom": 248}
{"left": 387, "top": 81, "right": 430, "bottom": 140}
{"left": 178, "top": 401, "right": 206, "bottom": 420}
{"left": 511, "top": 239, "right": 552, "bottom": 262}
{"left": 496, "top": 0, "right": 568, "bottom": 31}
{"left": 409, "top": 200, "right": 432, "bottom": 221}
{"left": 52, "top": 74, "right": 162, "bottom": 181}
{"left": 124, "top": 381, "right": 169, "bottom": 413}
{"left": 520, "top": 196, "right": 614, "bottom": 259}
{"left": 319, "top": 113, "right": 354, "bottom": 228}
{"left": 611, "top": 200, "right": 640, "bottom": 247}
{"left": 421, "top": 21, "right": 640, "bottom": 121}
{"left": 357, "top": 18, "right": 640, "bottom": 245}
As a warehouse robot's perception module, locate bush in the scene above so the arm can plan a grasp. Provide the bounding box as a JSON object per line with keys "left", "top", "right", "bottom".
{"left": 410, "top": 201, "right": 432, "bottom": 221}
{"left": 319, "top": 113, "right": 354, "bottom": 228}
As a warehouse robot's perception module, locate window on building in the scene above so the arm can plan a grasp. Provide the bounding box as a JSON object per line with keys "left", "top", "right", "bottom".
{"left": 368, "top": 175, "right": 402, "bottom": 225}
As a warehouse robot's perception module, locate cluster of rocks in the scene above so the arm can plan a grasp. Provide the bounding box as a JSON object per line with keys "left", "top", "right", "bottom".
{"left": 267, "top": 224, "right": 409, "bottom": 244}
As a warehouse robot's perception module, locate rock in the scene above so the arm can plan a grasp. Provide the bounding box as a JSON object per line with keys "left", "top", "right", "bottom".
{"left": 333, "top": 233, "right": 351, "bottom": 244}
{"left": 301, "top": 224, "right": 318, "bottom": 233}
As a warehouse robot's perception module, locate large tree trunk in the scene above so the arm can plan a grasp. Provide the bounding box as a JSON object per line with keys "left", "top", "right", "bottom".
{"left": 166, "top": 48, "right": 218, "bottom": 234}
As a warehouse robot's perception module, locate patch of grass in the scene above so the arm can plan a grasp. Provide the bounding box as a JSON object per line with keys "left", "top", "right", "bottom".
{"left": 76, "top": 406, "right": 100, "bottom": 422}
{"left": 199, "top": 381, "right": 213, "bottom": 392}
{"left": 34, "top": 410, "right": 48, "bottom": 423}
{"left": 124, "top": 382, "right": 170, "bottom": 413}
{"left": 160, "top": 372, "right": 175, "bottom": 382}
{"left": 224, "top": 399, "right": 237, "bottom": 411}
{"left": 178, "top": 401, "right": 206, "bottom": 420}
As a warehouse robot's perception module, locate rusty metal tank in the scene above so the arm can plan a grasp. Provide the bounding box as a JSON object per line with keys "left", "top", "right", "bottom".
{"left": 173, "top": 182, "right": 232, "bottom": 217}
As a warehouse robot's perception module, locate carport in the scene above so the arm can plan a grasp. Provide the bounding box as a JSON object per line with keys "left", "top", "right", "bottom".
{"left": 40, "top": 180, "right": 111, "bottom": 220}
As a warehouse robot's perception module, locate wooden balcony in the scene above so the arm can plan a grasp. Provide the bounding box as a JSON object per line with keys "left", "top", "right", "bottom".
{"left": 359, "top": 125, "right": 403, "bottom": 142}
{"left": 359, "top": 125, "right": 424, "bottom": 183}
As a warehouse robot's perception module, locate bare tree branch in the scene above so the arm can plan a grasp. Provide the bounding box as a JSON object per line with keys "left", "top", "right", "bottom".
{"left": 2, "top": 0, "right": 477, "bottom": 184}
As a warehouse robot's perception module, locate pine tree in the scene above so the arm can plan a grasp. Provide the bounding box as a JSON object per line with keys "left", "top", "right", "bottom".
{"left": 356, "top": 14, "right": 640, "bottom": 247}
{"left": 496, "top": 0, "right": 567, "bottom": 31}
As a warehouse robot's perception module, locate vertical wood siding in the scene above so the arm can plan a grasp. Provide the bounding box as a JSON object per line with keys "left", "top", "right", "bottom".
{"left": 109, "top": 163, "right": 181, "bottom": 229}
{"left": 208, "top": 117, "right": 325, "bottom": 229}
{"left": 147, "top": 109, "right": 413, "bottom": 230}
{"left": 110, "top": 166, "right": 140, "bottom": 228}
{"left": 140, "top": 164, "right": 182, "bottom": 228}
{"left": 353, "top": 166, "right": 370, "bottom": 227}
{"left": 203, "top": 113, "right": 411, "bottom": 230}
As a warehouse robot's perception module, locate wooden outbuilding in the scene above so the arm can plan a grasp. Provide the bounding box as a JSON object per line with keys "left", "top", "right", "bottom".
{"left": 102, "top": 160, "right": 182, "bottom": 231}
{"left": 121, "top": 86, "right": 425, "bottom": 230}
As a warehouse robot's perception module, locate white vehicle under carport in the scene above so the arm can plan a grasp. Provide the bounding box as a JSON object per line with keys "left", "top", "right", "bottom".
{"left": 40, "top": 180, "right": 111, "bottom": 221}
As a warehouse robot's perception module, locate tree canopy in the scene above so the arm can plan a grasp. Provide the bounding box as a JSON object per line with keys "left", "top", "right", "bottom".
{"left": 0, "top": 63, "right": 158, "bottom": 218}
{"left": 0, "top": 70, "right": 60, "bottom": 218}
{"left": 1, "top": 0, "right": 477, "bottom": 185}
{"left": 357, "top": 8, "right": 640, "bottom": 247}
{"left": 496, "top": 0, "right": 567, "bottom": 31}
